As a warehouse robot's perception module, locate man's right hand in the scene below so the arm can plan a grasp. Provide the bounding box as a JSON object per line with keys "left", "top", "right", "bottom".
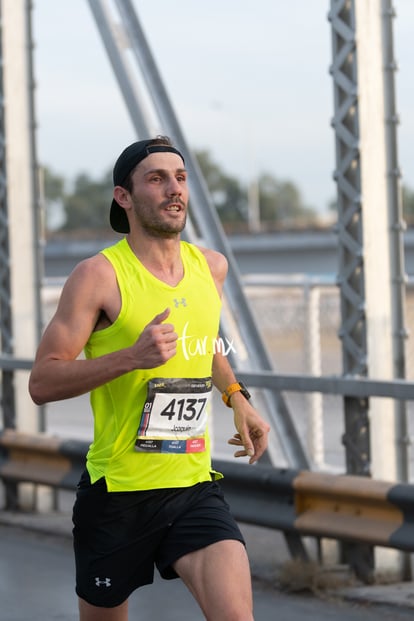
{"left": 131, "top": 308, "right": 177, "bottom": 368}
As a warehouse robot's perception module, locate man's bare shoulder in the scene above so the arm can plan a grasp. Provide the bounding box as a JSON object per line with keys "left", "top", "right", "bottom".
{"left": 50, "top": 251, "right": 121, "bottom": 330}
{"left": 68, "top": 252, "right": 115, "bottom": 284}
{"left": 59, "top": 253, "right": 118, "bottom": 310}
{"left": 196, "top": 245, "right": 228, "bottom": 288}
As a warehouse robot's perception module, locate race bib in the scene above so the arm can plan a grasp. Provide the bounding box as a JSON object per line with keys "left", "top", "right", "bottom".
{"left": 135, "top": 377, "right": 212, "bottom": 453}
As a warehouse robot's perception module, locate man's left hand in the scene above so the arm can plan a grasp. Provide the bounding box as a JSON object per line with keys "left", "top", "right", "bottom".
{"left": 228, "top": 397, "right": 270, "bottom": 464}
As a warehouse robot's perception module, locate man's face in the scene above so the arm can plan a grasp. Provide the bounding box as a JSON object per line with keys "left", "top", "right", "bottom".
{"left": 128, "top": 152, "right": 189, "bottom": 238}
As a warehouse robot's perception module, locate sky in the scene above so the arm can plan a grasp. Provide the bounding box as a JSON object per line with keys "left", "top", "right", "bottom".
{"left": 31, "top": 1, "right": 414, "bottom": 215}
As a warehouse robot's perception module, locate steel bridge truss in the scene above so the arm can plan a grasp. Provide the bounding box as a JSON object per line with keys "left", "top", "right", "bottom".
{"left": 329, "top": 0, "right": 409, "bottom": 579}
{"left": 329, "top": 0, "right": 408, "bottom": 479}
{"left": 330, "top": 0, "right": 371, "bottom": 478}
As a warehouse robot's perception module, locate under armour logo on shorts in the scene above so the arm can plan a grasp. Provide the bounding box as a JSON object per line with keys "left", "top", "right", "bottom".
{"left": 95, "top": 577, "right": 111, "bottom": 587}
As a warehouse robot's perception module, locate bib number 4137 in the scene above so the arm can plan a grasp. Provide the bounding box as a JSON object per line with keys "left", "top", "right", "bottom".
{"left": 160, "top": 397, "right": 208, "bottom": 421}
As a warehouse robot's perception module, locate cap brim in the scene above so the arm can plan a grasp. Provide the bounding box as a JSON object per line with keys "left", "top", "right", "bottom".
{"left": 110, "top": 199, "right": 130, "bottom": 234}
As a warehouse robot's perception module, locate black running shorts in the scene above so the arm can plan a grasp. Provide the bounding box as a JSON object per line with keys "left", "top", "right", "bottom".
{"left": 72, "top": 472, "right": 244, "bottom": 608}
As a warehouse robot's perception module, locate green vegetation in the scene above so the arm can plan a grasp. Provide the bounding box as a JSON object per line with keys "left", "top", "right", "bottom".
{"left": 41, "top": 149, "right": 321, "bottom": 237}
{"left": 43, "top": 149, "right": 414, "bottom": 236}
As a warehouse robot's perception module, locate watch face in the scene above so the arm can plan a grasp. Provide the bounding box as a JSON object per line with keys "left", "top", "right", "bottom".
{"left": 222, "top": 382, "right": 251, "bottom": 407}
{"left": 239, "top": 382, "right": 251, "bottom": 400}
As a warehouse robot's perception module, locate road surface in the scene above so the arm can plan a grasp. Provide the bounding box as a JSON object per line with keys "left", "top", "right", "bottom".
{"left": 1, "top": 521, "right": 414, "bottom": 621}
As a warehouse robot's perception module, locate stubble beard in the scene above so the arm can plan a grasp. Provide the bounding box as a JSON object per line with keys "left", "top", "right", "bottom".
{"left": 142, "top": 215, "right": 187, "bottom": 238}
{"left": 133, "top": 200, "right": 187, "bottom": 239}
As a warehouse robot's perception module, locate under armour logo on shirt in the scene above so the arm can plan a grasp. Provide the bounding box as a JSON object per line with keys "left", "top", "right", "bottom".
{"left": 95, "top": 577, "right": 111, "bottom": 587}
{"left": 173, "top": 298, "right": 187, "bottom": 307}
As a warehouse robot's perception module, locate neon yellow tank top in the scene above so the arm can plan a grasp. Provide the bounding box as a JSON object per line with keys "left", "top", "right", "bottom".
{"left": 84, "top": 238, "right": 222, "bottom": 491}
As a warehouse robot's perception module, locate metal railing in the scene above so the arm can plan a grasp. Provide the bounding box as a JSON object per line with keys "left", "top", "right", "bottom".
{"left": 2, "top": 427, "right": 414, "bottom": 584}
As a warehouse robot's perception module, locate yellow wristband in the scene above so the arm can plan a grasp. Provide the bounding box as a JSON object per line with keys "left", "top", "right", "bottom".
{"left": 222, "top": 382, "right": 251, "bottom": 407}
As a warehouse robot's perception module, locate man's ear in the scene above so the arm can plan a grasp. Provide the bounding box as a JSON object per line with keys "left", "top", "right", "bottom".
{"left": 113, "top": 185, "right": 130, "bottom": 207}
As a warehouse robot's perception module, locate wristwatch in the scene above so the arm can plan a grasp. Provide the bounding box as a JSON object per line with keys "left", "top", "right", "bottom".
{"left": 222, "top": 381, "right": 251, "bottom": 407}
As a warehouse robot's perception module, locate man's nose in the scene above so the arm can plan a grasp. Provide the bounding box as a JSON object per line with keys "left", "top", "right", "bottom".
{"left": 167, "top": 176, "right": 182, "bottom": 195}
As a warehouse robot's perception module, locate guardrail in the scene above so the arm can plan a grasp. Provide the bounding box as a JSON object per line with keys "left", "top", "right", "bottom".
{"left": 1, "top": 428, "right": 413, "bottom": 555}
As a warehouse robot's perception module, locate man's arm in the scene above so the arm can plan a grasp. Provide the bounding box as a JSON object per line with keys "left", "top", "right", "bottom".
{"left": 201, "top": 245, "right": 270, "bottom": 463}
{"left": 212, "top": 351, "right": 270, "bottom": 464}
{"left": 29, "top": 255, "right": 177, "bottom": 405}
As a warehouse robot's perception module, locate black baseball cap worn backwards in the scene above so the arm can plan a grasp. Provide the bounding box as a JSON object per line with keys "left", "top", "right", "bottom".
{"left": 110, "top": 139, "right": 185, "bottom": 233}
